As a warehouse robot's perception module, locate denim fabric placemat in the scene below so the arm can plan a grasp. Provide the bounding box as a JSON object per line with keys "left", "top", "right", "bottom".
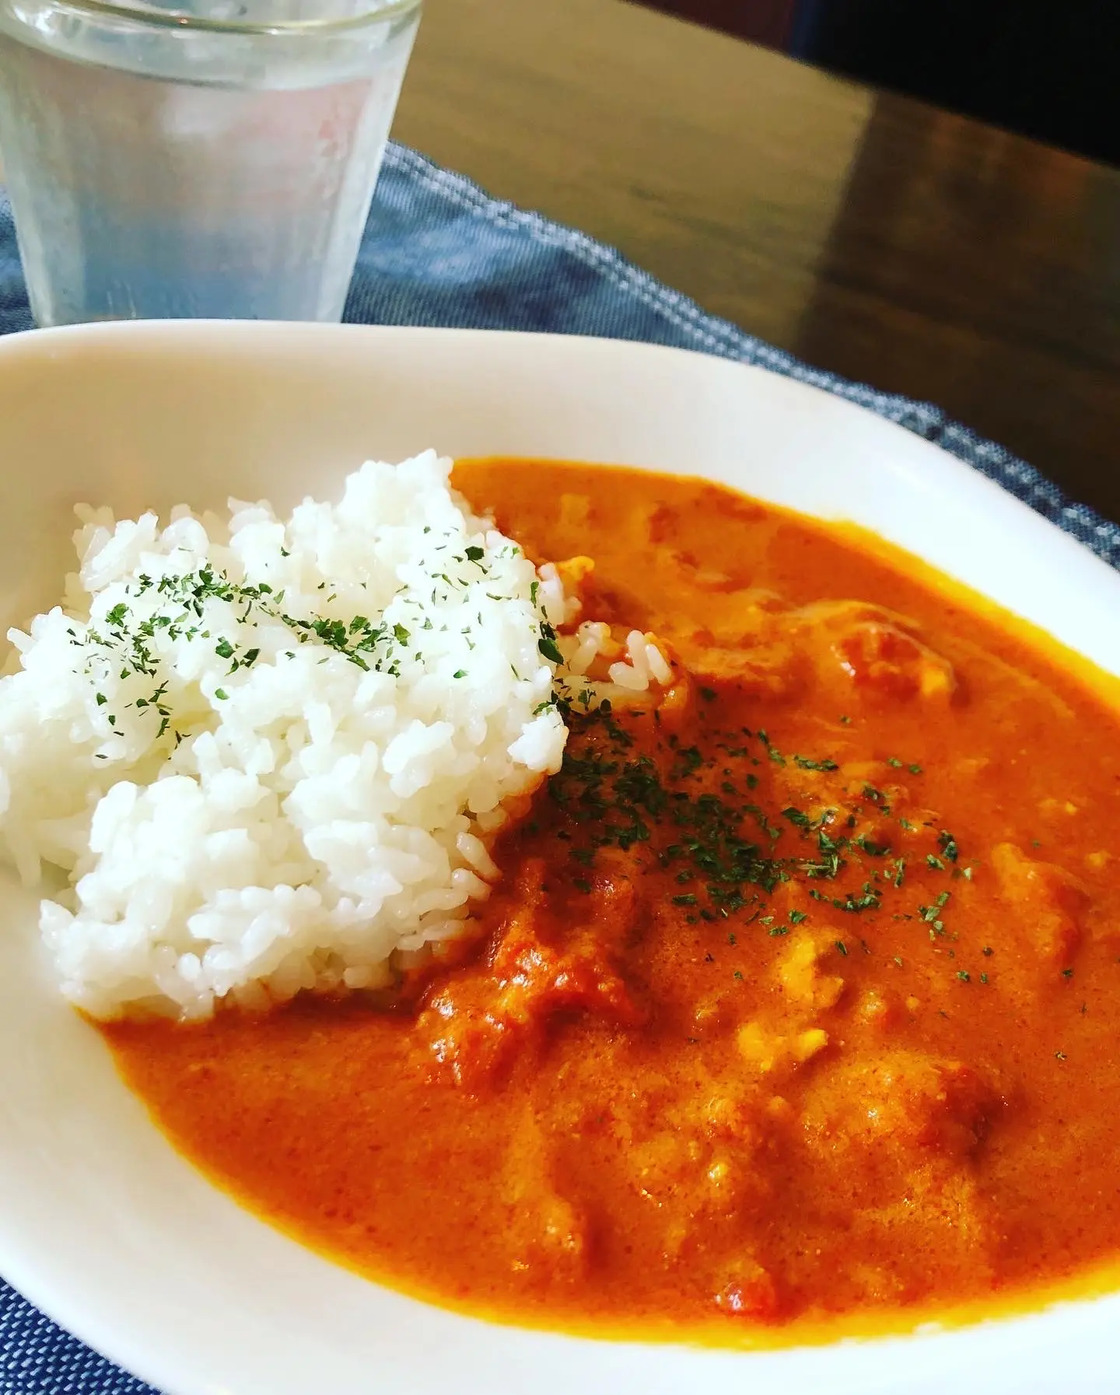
{"left": 2, "top": 139, "right": 1120, "bottom": 1395}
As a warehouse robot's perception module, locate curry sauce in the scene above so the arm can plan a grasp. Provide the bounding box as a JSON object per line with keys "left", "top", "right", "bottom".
{"left": 104, "top": 461, "right": 1120, "bottom": 1340}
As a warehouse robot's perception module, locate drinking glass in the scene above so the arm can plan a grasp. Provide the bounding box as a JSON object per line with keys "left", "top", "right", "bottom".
{"left": 0, "top": 0, "right": 421, "bottom": 325}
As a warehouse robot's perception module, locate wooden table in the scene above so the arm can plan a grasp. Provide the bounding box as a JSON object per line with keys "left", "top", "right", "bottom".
{"left": 395, "top": 0, "right": 1120, "bottom": 522}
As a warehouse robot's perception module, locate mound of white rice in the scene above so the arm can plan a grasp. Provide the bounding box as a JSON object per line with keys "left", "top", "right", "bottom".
{"left": 0, "top": 452, "right": 578, "bottom": 1020}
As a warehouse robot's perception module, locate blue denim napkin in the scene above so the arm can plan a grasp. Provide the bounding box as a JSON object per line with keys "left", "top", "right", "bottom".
{"left": 2, "top": 139, "right": 1120, "bottom": 1395}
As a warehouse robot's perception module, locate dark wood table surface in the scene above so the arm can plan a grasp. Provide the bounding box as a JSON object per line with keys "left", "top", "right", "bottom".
{"left": 395, "top": 0, "right": 1120, "bottom": 522}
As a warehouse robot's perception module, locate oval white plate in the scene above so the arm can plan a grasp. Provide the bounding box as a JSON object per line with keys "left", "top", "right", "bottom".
{"left": 1, "top": 321, "right": 1118, "bottom": 1395}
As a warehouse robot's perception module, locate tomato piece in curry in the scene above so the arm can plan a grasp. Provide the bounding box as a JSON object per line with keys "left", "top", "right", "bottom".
{"left": 104, "top": 460, "right": 1120, "bottom": 1342}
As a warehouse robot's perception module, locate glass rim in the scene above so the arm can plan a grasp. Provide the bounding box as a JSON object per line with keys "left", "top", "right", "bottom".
{"left": 11, "top": 0, "right": 421, "bottom": 34}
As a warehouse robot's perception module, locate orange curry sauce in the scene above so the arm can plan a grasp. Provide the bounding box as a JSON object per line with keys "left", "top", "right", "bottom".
{"left": 104, "top": 461, "right": 1120, "bottom": 1342}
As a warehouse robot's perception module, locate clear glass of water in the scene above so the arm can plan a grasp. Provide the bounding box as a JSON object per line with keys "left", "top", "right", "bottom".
{"left": 0, "top": 0, "right": 421, "bottom": 325}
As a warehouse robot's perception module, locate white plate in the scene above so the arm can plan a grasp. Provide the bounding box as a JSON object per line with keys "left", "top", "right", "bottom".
{"left": 1, "top": 321, "right": 1118, "bottom": 1395}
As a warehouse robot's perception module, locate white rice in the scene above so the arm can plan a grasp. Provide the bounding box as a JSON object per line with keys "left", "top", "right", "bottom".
{"left": 0, "top": 451, "right": 596, "bottom": 1020}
